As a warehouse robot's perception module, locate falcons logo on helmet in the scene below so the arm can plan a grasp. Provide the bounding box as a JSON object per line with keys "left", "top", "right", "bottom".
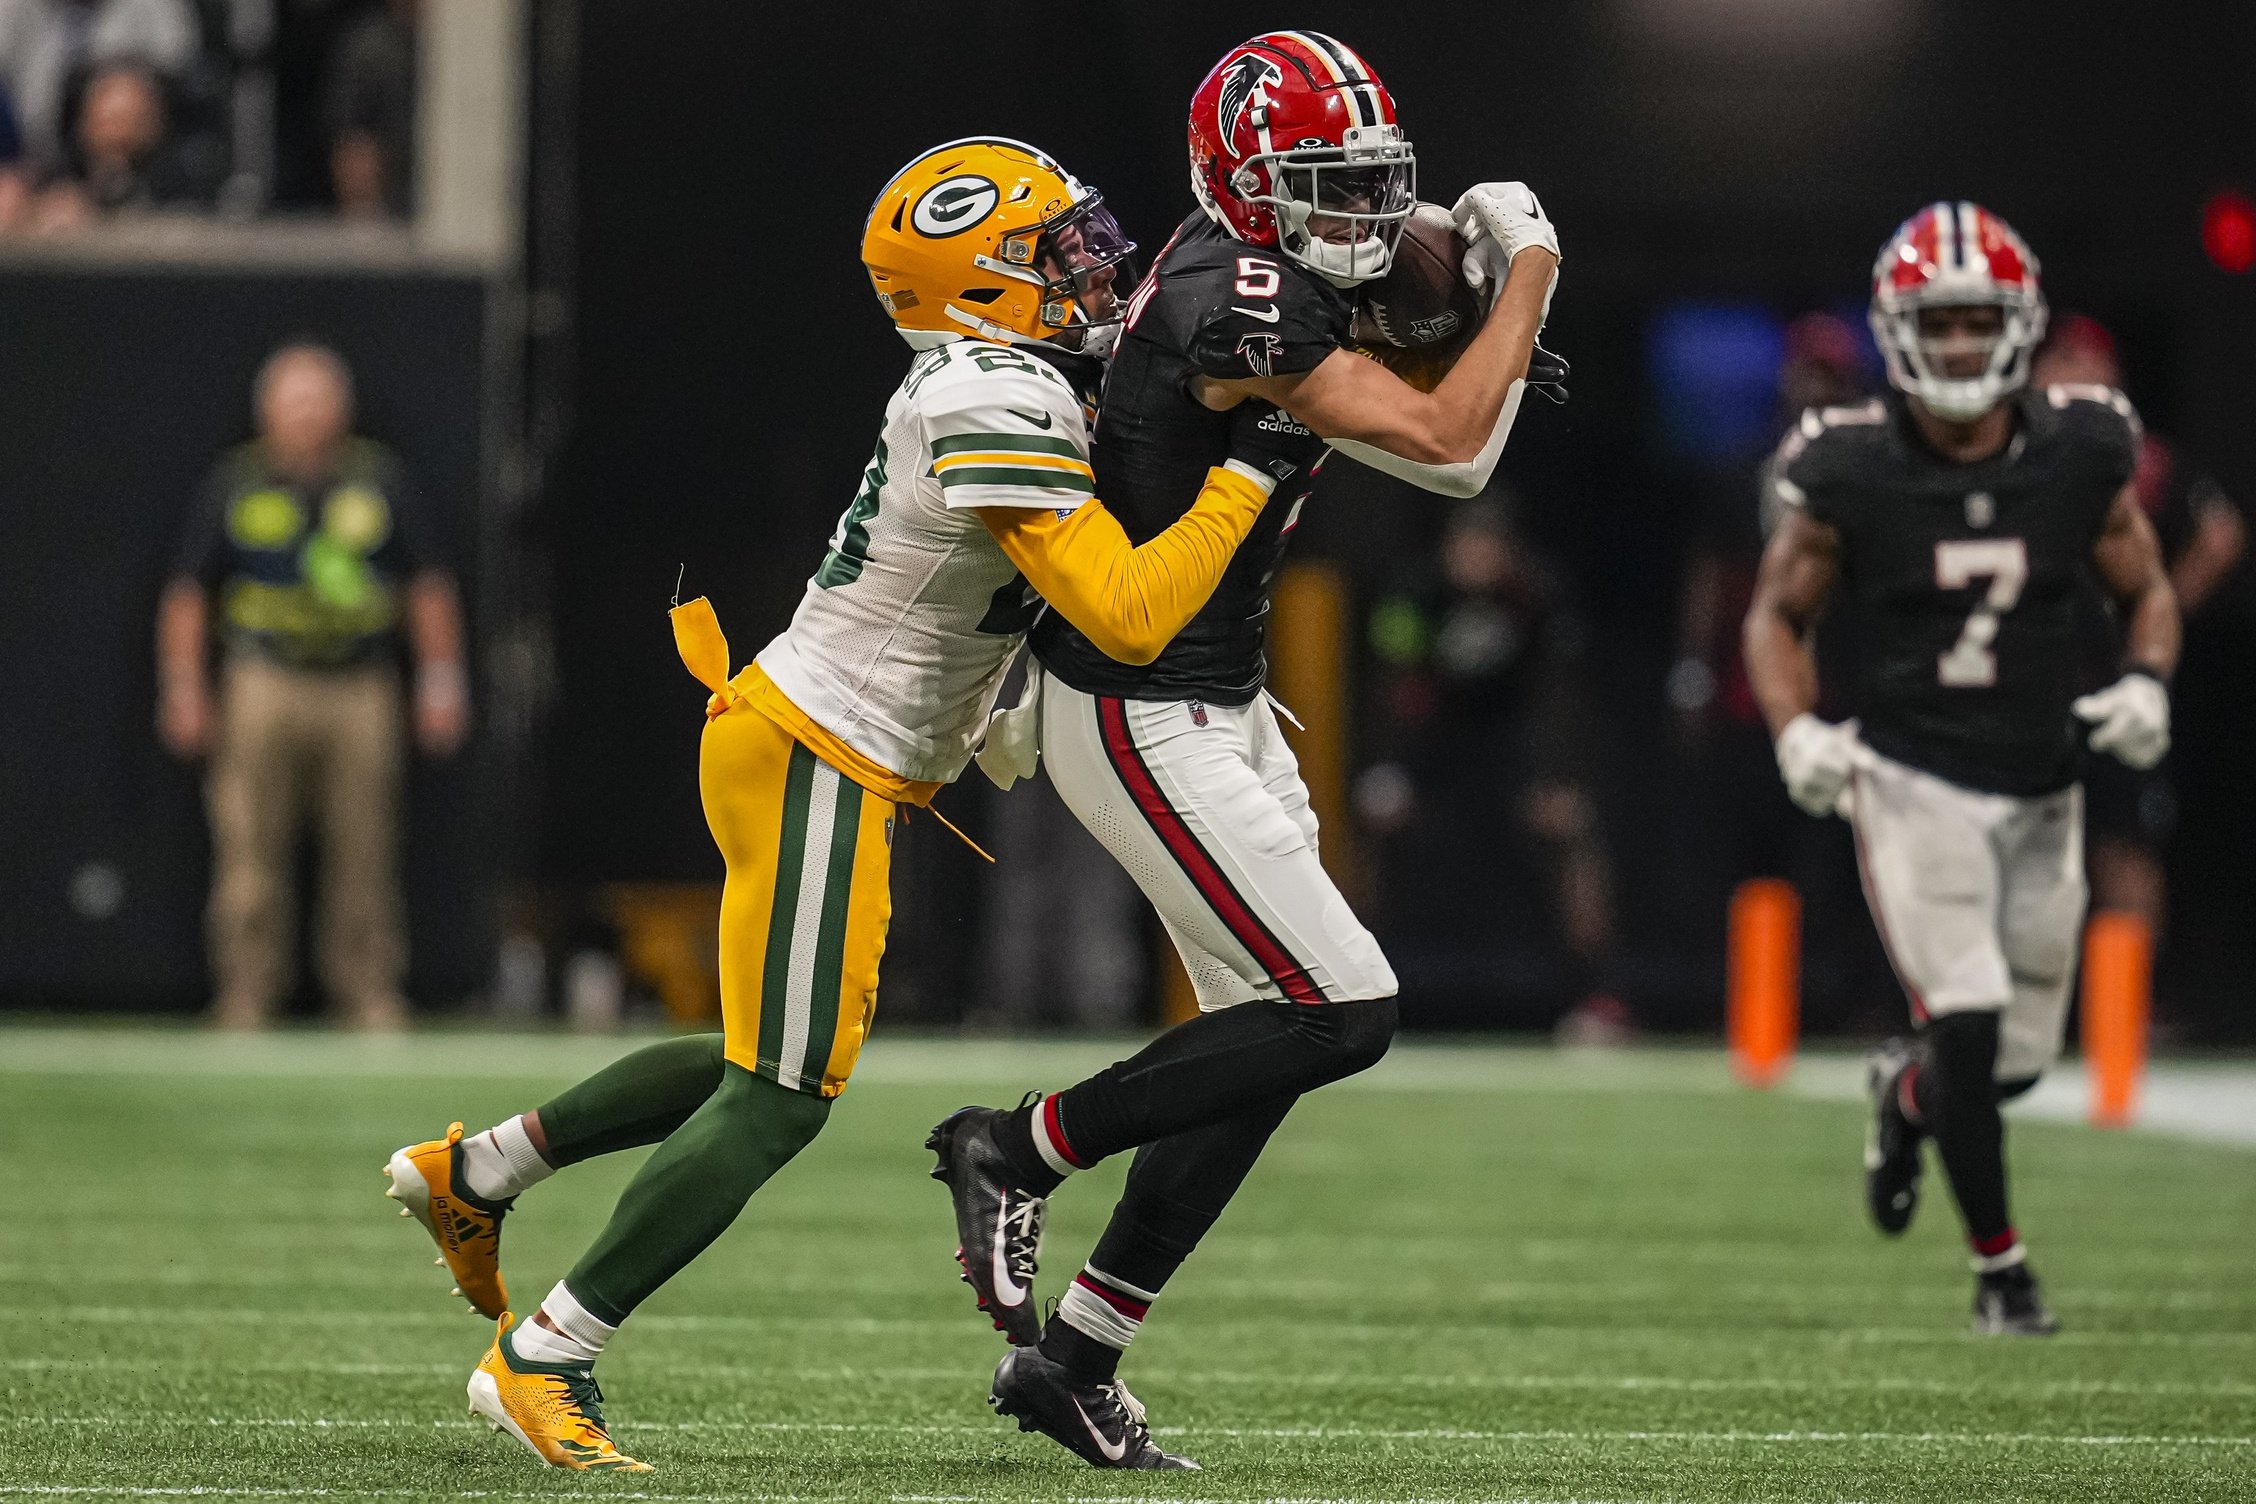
{"left": 1216, "top": 52, "right": 1283, "bottom": 155}
{"left": 1237, "top": 330, "right": 1284, "bottom": 376}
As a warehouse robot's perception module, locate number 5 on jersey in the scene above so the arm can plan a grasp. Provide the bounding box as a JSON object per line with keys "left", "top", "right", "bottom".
{"left": 1934, "top": 538, "right": 2027, "bottom": 687}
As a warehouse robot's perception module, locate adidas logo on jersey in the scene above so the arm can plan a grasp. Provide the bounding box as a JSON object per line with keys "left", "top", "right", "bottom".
{"left": 1257, "top": 409, "right": 1314, "bottom": 438}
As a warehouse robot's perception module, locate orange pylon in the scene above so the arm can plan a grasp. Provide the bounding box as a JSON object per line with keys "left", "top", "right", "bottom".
{"left": 2081, "top": 911, "right": 2152, "bottom": 1128}
{"left": 1728, "top": 879, "right": 1801, "bottom": 1087}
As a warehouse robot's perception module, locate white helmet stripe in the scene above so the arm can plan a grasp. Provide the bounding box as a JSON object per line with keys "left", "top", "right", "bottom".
{"left": 1933, "top": 200, "right": 1956, "bottom": 271}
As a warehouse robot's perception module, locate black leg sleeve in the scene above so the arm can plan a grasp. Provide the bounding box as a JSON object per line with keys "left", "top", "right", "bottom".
{"left": 1040, "top": 997, "right": 1396, "bottom": 1169}
{"left": 1041, "top": 1095, "right": 1299, "bottom": 1380}
{"left": 1913, "top": 1011, "right": 2015, "bottom": 1249}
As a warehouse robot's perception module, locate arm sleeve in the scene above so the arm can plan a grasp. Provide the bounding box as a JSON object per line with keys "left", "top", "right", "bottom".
{"left": 1184, "top": 262, "right": 1347, "bottom": 380}
{"left": 1329, "top": 378, "right": 1528, "bottom": 499}
{"left": 920, "top": 355, "right": 1097, "bottom": 512}
{"left": 978, "top": 460, "right": 1276, "bottom": 665}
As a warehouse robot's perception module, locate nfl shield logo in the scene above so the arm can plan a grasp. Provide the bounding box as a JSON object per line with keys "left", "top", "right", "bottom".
{"left": 1189, "top": 701, "right": 1209, "bottom": 727}
{"left": 1965, "top": 491, "right": 1995, "bottom": 528}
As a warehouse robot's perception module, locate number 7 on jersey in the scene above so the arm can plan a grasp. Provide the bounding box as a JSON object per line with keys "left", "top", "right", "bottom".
{"left": 1934, "top": 538, "right": 2027, "bottom": 688}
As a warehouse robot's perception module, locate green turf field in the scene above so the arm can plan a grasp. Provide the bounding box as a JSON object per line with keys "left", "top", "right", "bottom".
{"left": 2, "top": 1029, "right": 2251, "bottom": 1503}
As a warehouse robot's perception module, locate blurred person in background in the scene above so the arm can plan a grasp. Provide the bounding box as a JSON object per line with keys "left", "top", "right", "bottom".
{"left": 323, "top": 0, "right": 414, "bottom": 219}
{"left": 0, "top": 0, "right": 195, "bottom": 168}
{"left": 1668, "top": 312, "right": 1883, "bottom": 1018}
{"left": 0, "top": 78, "right": 25, "bottom": 227}
{"left": 157, "top": 340, "right": 468, "bottom": 1030}
{"left": 21, "top": 60, "right": 205, "bottom": 229}
{"left": 1360, "top": 492, "right": 1622, "bottom": 1034}
{"left": 2032, "top": 313, "right": 2244, "bottom": 939}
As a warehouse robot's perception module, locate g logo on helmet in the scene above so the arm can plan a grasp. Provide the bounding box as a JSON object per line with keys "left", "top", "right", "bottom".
{"left": 1216, "top": 52, "right": 1284, "bottom": 155}
{"left": 911, "top": 175, "right": 1000, "bottom": 238}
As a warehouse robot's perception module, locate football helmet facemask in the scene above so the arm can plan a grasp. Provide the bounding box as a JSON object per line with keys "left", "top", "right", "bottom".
{"left": 863, "top": 138, "right": 1138, "bottom": 355}
{"left": 1869, "top": 201, "right": 2047, "bottom": 423}
{"left": 1189, "top": 32, "right": 1416, "bottom": 286}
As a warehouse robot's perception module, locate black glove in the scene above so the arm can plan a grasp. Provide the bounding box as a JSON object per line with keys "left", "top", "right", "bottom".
{"left": 1526, "top": 342, "right": 1570, "bottom": 405}
{"left": 1225, "top": 398, "right": 1324, "bottom": 487}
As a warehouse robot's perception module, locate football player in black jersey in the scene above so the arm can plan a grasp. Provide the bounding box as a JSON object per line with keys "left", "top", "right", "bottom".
{"left": 927, "top": 32, "right": 1563, "bottom": 1468}
{"left": 1744, "top": 203, "right": 2180, "bottom": 1336}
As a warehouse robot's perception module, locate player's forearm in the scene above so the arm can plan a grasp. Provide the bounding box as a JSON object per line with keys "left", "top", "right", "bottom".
{"left": 406, "top": 574, "right": 465, "bottom": 668}
{"left": 156, "top": 579, "right": 209, "bottom": 694}
{"left": 984, "top": 463, "right": 1273, "bottom": 664}
{"left": 1415, "top": 246, "right": 1554, "bottom": 456}
{"left": 2169, "top": 507, "right": 2244, "bottom": 614}
{"left": 2119, "top": 575, "right": 2181, "bottom": 681}
{"left": 1742, "top": 606, "right": 1819, "bottom": 738}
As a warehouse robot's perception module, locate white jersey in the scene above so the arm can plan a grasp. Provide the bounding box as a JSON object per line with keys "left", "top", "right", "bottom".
{"left": 757, "top": 338, "right": 1097, "bottom": 784}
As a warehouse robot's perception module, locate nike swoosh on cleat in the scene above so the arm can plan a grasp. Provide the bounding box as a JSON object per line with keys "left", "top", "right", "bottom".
{"left": 1232, "top": 305, "right": 1281, "bottom": 323}
{"left": 990, "top": 1204, "right": 1027, "bottom": 1304}
{"left": 1006, "top": 408, "right": 1054, "bottom": 429}
{"left": 1072, "top": 1395, "right": 1129, "bottom": 1463}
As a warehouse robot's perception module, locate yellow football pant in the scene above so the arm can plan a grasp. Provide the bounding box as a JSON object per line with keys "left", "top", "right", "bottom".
{"left": 700, "top": 700, "right": 894, "bottom": 1097}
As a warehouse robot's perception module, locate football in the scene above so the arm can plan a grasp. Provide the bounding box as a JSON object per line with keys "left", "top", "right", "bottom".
{"left": 1356, "top": 202, "right": 1482, "bottom": 351}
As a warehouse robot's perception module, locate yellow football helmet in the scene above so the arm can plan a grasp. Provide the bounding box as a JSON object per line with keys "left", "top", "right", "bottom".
{"left": 862, "top": 137, "right": 1137, "bottom": 352}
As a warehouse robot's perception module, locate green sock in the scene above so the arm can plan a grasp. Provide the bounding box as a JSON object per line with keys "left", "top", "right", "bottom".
{"left": 565, "top": 1063, "right": 830, "bottom": 1325}
{"left": 535, "top": 1033, "right": 728, "bottom": 1166}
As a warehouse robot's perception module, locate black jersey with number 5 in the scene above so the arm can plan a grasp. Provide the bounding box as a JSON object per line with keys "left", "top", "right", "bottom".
{"left": 1770, "top": 386, "right": 2139, "bottom": 795}
{"left": 1030, "top": 213, "right": 1347, "bottom": 704}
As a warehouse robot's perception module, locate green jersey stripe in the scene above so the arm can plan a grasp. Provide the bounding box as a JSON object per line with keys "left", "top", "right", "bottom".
{"left": 931, "top": 431, "right": 1085, "bottom": 460}
{"left": 758, "top": 742, "right": 818, "bottom": 1079}
{"left": 936, "top": 466, "right": 1096, "bottom": 494}
{"left": 798, "top": 777, "right": 865, "bottom": 1091}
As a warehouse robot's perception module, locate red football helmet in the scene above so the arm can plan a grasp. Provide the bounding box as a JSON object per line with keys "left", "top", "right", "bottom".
{"left": 1869, "top": 201, "right": 2048, "bottom": 421}
{"left": 1187, "top": 31, "right": 1416, "bottom": 285}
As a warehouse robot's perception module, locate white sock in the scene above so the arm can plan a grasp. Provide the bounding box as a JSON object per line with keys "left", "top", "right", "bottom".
{"left": 459, "top": 1116, "right": 554, "bottom": 1202}
{"left": 510, "top": 1281, "right": 615, "bottom": 1367}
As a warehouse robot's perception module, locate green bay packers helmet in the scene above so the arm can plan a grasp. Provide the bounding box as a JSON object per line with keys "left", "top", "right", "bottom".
{"left": 861, "top": 137, "right": 1137, "bottom": 352}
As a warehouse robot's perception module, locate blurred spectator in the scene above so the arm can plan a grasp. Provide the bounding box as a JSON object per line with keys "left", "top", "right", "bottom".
{"left": 0, "top": 78, "right": 25, "bottom": 227}
{"left": 2035, "top": 314, "right": 2246, "bottom": 940}
{"left": 975, "top": 766, "right": 1146, "bottom": 1033}
{"left": 1358, "top": 493, "right": 1622, "bottom": 1023}
{"left": 322, "top": 0, "right": 415, "bottom": 218}
{"left": 1670, "top": 312, "right": 1887, "bottom": 1022}
{"left": 0, "top": 0, "right": 195, "bottom": 166}
{"left": 157, "top": 341, "right": 468, "bottom": 1030}
{"left": 21, "top": 60, "right": 204, "bottom": 229}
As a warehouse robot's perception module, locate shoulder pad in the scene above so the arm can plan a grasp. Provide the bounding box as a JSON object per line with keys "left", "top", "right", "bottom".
{"left": 915, "top": 346, "right": 1093, "bottom": 511}
{"left": 2044, "top": 381, "right": 2141, "bottom": 433}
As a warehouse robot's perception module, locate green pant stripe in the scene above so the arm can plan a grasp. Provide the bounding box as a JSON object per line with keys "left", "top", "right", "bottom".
{"left": 798, "top": 776, "right": 865, "bottom": 1091}
{"left": 757, "top": 742, "right": 818, "bottom": 1077}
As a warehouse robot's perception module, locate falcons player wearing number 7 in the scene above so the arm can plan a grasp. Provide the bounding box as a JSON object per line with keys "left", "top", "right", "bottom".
{"left": 1744, "top": 203, "right": 2179, "bottom": 1336}
{"left": 926, "top": 33, "right": 1564, "bottom": 1471}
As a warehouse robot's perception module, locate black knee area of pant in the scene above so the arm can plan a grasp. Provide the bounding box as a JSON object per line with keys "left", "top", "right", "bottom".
{"left": 1291, "top": 995, "right": 1399, "bottom": 1081}
{"left": 1994, "top": 1074, "right": 2040, "bottom": 1105}
{"left": 1922, "top": 1011, "right": 2002, "bottom": 1120}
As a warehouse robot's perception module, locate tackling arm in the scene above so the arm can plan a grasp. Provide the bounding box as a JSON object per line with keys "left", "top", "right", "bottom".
{"left": 977, "top": 461, "right": 1275, "bottom": 665}
{"left": 1742, "top": 508, "right": 1843, "bottom": 738}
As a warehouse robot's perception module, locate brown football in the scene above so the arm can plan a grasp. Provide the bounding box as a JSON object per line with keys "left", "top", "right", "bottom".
{"left": 1356, "top": 203, "right": 1482, "bottom": 351}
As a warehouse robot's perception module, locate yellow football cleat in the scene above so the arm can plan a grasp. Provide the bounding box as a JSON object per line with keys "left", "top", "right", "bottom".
{"left": 469, "top": 1313, "right": 651, "bottom": 1472}
{"left": 383, "top": 1122, "right": 510, "bottom": 1319}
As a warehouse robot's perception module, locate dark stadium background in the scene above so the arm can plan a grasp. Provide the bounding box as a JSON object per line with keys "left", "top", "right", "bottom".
{"left": 4, "top": 0, "right": 2251, "bottom": 1038}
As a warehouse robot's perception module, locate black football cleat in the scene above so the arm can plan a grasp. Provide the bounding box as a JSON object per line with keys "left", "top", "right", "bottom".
{"left": 1863, "top": 1039, "right": 1925, "bottom": 1235}
{"left": 1971, "top": 1263, "right": 2060, "bottom": 1337}
{"left": 989, "top": 1346, "right": 1199, "bottom": 1471}
{"left": 926, "top": 1102, "right": 1047, "bottom": 1346}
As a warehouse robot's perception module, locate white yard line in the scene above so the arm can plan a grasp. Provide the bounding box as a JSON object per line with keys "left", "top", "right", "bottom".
{"left": 10, "top": 1305, "right": 2255, "bottom": 1349}
{"left": 6, "top": 1355, "right": 2251, "bottom": 1400}
{"left": 4, "top": 1417, "right": 2250, "bottom": 1448}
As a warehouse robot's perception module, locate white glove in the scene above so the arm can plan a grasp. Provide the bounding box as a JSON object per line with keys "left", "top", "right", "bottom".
{"left": 2073, "top": 672, "right": 2170, "bottom": 769}
{"left": 1775, "top": 713, "right": 1861, "bottom": 818}
{"left": 1453, "top": 182, "right": 1560, "bottom": 315}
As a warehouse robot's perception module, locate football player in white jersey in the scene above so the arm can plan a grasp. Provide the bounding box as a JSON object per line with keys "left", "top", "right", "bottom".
{"left": 375, "top": 138, "right": 1302, "bottom": 1472}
